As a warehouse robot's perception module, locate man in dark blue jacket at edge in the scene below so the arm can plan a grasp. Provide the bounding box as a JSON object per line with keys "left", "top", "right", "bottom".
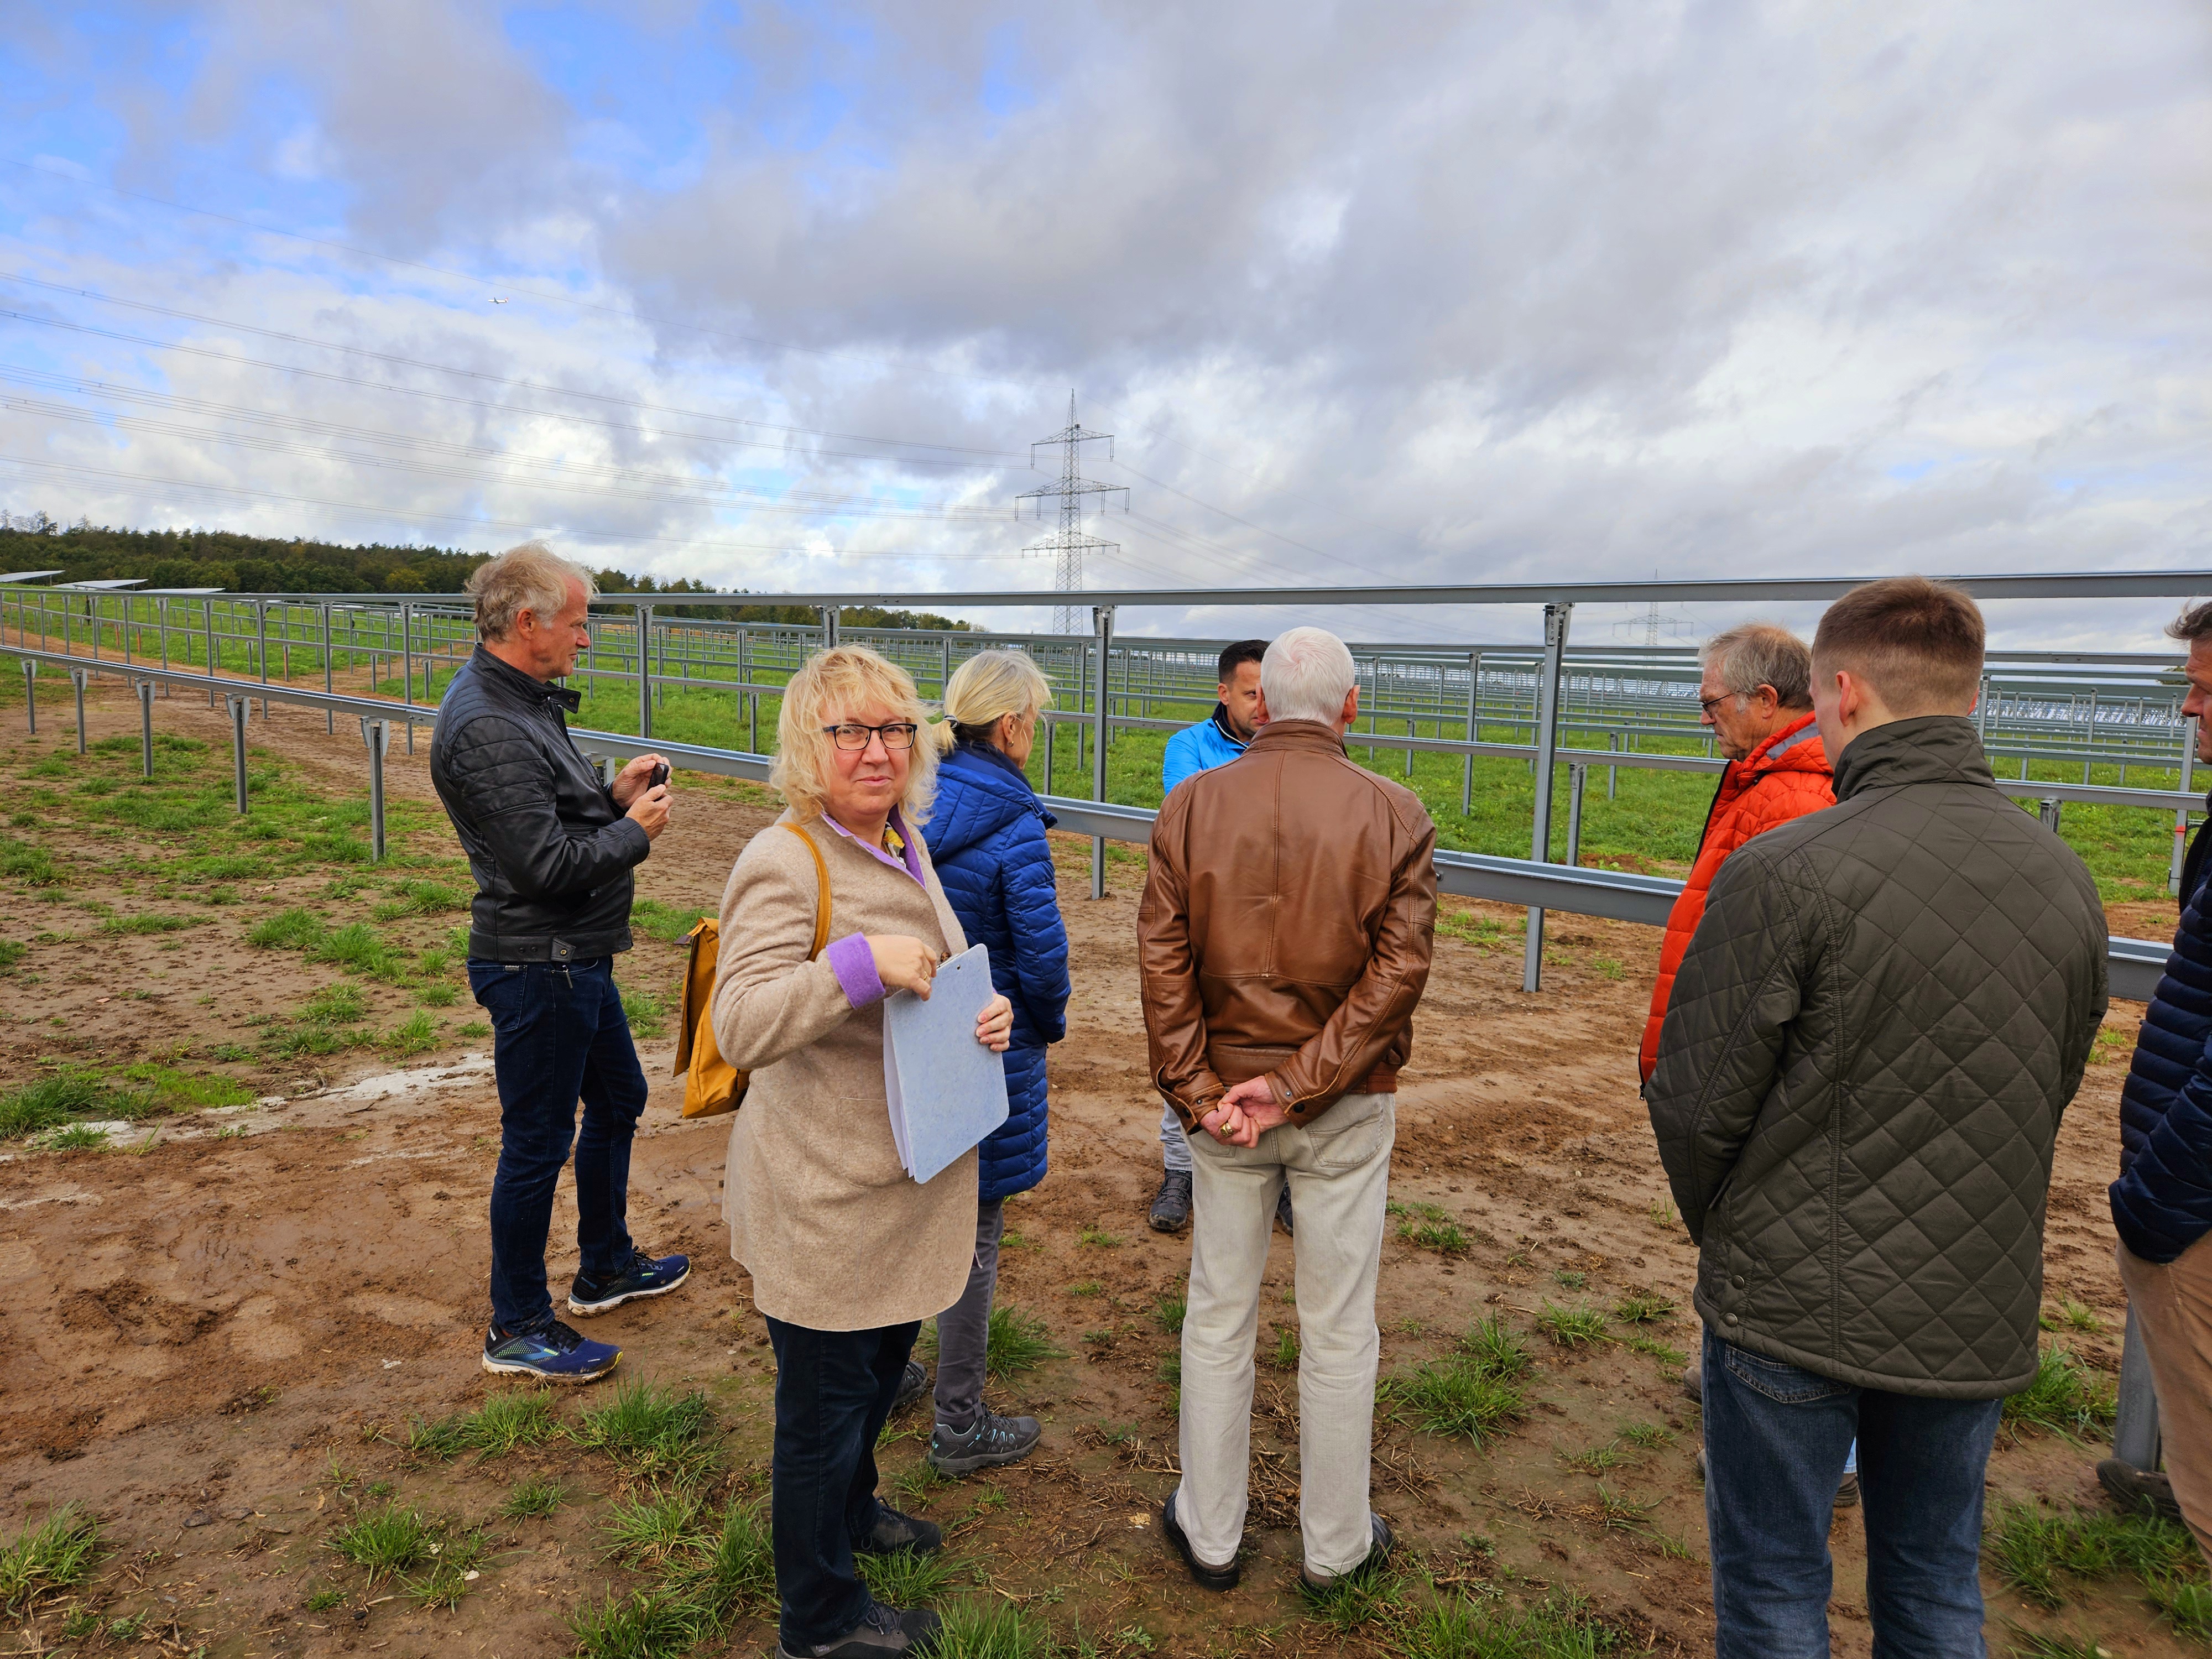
{"left": 430, "top": 542, "right": 690, "bottom": 1384}
{"left": 2109, "top": 597, "right": 2212, "bottom": 1553}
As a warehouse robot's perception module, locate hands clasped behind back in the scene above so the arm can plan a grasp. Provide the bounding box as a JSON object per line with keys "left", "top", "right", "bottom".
{"left": 866, "top": 935, "right": 1014, "bottom": 1052}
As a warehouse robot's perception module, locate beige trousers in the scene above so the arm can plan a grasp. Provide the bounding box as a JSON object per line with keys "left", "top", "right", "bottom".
{"left": 1176, "top": 1091, "right": 1395, "bottom": 1577}
{"left": 2117, "top": 1235, "right": 2212, "bottom": 1563}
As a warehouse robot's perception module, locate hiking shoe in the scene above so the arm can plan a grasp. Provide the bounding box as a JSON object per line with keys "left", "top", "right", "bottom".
{"left": 482, "top": 1317, "right": 620, "bottom": 1383}
{"left": 1161, "top": 1489, "right": 1240, "bottom": 1590}
{"left": 1300, "top": 1512, "right": 1394, "bottom": 1595}
{"left": 2099, "top": 1458, "right": 2183, "bottom": 1522}
{"left": 568, "top": 1247, "right": 691, "bottom": 1316}
{"left": 893, "top": 1359, "right": 930, "bottom": 1414}
{"left": 777, "top": 1600, "right": 942, "bottom": 1658}
{"left": 927, "top": 1411, "right": 1041, "bottom": 1475}
{"left": 1681, "top": 1361, "right": 1702, "bottom": 1404}
{"left": 1150, "top": 1169, "right": 1193, "bottom": 1233}
{"left": 855, "top": 1502, "right": 942, "bottom": 1557}
{"left": 1834, "top": 1473, "right": 1861, "bottom": 1509}
{"left": 1275, "top": 1184, "right": 1295, "bottom": 1236}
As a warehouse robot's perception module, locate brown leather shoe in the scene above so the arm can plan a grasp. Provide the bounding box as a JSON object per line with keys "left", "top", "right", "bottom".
{"left": 2099, "top": 1458, "right": 2183, "bottom": 1522}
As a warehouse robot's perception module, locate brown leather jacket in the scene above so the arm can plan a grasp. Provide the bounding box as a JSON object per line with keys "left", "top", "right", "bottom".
{"left": 1138, "top": 719, "right": 1438, "bottom": 1130}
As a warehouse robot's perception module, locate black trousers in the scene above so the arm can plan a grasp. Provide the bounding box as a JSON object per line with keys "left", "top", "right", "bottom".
{"left": 765, "top": 1314, "right": 920, "bottom": 1648}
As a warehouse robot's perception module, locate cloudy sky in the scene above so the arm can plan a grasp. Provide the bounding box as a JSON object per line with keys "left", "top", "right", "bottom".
{"left": 1, "top": 0, "right": 2207, "bottom": 644}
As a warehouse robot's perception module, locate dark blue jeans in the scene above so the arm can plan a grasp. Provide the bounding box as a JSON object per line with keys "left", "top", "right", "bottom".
{"left": 766, "top": 1316, "right": 920, "bottom": 1650}
{"left": 1702, "top": 1328, "right": 2002, "bottom": 1658}
{"left": 468, "top": 958, "right": 647, "bottom": 1330}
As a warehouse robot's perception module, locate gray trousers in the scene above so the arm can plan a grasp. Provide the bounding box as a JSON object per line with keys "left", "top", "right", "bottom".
{"left": 1160, "top": 1098, "right": 1192, "bottom": 1173}
{"left": 932, "top": 1197, "right": 1004, "bottom": 1432}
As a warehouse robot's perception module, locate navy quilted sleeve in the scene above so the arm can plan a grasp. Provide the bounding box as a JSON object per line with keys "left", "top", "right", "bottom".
{"left": 1000, "top": 819, "right": 1071, "bottom": 1045}
{"left": 2111, "top": 889, "right": 2212, "bottom": 1262}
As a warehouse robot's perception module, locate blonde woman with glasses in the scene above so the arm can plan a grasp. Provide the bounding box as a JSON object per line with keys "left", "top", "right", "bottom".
{"left": 711, "top": 645, "right": 1013, "bottom": 1659}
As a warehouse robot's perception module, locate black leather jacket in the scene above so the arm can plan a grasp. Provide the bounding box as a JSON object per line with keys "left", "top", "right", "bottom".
{"left": 430, "top": 645, "right": 650, "bottom": 962}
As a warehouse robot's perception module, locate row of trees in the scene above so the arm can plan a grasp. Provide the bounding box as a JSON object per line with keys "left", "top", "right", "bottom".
{"left": 0, "top": 518, "right": 970, "bottom": 630}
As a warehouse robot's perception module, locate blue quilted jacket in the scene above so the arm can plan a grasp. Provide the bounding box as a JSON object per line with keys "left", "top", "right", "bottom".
{"left": 927, "top": 742, "right": 1070, "bottom": 1202}
{"left": 2112, "top": 812, "right": 2212, "bottom": 1263}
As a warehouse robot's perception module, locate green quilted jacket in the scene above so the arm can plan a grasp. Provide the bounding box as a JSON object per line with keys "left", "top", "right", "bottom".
{"left": 1648, "top": 716, "right": 2108, "bottom": 1397}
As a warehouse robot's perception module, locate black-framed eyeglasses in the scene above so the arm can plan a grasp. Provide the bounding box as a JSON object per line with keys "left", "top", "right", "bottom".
{"left": 1697, "top": 693, "right": 1735, "bottom": 717}
{"left": 823, "top": 722, "right": 919, "bottom": 751}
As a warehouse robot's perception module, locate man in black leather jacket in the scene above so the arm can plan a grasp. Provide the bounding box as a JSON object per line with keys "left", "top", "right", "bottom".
{"left": 431, "top": 541, "right": 688, "bottom": 1383}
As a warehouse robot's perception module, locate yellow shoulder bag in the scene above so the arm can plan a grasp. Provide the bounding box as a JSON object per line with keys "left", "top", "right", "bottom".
{"left": 675, "top": 823, "right": 831, "bottom": 1120}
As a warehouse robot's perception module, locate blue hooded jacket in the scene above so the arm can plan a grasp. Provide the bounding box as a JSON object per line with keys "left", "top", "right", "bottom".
{"left": 1162, "top": 703, "right": 1250, "bottom": 796}
{"left": 2112, "top": 809, "right": 2212, "bottom": 1262}
{"left": 927, "top": 741, "right": 1071, "bottom": 1202}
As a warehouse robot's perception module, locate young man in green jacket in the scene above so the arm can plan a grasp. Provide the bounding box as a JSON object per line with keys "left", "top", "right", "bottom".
{"left": 1648, "top": 577, "right": 2108, "bottom": 1657}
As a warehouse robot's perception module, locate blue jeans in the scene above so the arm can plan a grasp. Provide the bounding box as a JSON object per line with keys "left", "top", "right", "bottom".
{"left": 766, "top": 1317, "right": 920, "bottom": 1648}
{"left": 468, "top": 958, "right": 647, "bottom": 1330}
{"left": 1703, "top": 1328, "right": 2001, "bottom": 1658}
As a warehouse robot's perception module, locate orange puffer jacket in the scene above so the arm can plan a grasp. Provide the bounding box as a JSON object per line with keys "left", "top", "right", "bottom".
{"left": 1639, "top": 712, "right": 1834, "bottom": 1082}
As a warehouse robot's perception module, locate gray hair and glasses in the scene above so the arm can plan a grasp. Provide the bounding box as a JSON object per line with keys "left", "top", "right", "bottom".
{"left": 1702, "top": 623, "right": 1813, "bottom": 711}
{"left": 465, "top": 541, "right": 598, "bottom": 642}
{"left": 1260, "top": 627, "right": 1358, "bottom": 724}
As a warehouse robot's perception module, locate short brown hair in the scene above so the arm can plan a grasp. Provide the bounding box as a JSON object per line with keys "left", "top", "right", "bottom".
{"left": 1811, "top": 577, "right": 1984, "bottom": 715}
{"left": 2168, "top": 601, "right": 2212, "bottom": 643}
{"left": 1702, "top": 623, "right": 1812, "bottom": 710}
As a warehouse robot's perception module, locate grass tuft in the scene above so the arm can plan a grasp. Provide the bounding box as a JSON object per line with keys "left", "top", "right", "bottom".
{"left": 1536, "top": 1300, "right": 1611, "bottom": 1348}
{"left": 500, "top": 1475, "right": 566, "bottom": 1520}
{"left": 930, "top": 1599, "right": 1060, "bottom": 1657}
{"left": 857, "top": 1546, "right": 964, "bottom": 1606}
{"left": 328, "top": 1503, "right": 436, "bottom": 1584}
{"left": 1985, "top": 1500, "right": 2194, "bottom": 1609}
{"left": 571, "top": 1380, "right": 722, "bottom": 1484}
{"left": 1395, "top": 1590, "right": 1616, "bottom": 1659}
{"left": 1610, "top": 1289, "right": 1676, "bottom": 1323}
{"left": 1153, "top": 1291, "right": 1186, "bottom": 1334}
{"left": 2003, "top": 1345, "right": 2119, "bottom": 1439}
{"left": 0, "top": 1506, "right": 102, "bottom": 1614}
{"left": 247, "top": 907, "right": 326, "bottom": 950}
{"left": 1384, "top": 1315, "right": 1531, "bottom": 1446}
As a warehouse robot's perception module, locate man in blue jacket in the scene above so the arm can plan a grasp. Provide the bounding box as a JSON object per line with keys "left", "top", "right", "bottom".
{"left": 1149, "top": 639, "right": 1279, "bottom": 1234}
{"left": 2109, "top": 598, "right": 2212, "bottom": 1547}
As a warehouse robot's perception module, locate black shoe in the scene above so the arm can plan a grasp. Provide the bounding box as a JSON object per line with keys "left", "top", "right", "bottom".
{"left": 1300, "top": 1512, "right": 1393, "bottom": 1595}
{"left": 1681, "top": 1360, "right": 1702, "bottom": 1404}
{"left": 854, "top": 1503, "right": 942, "bottom": 1557}
{"left": 778, "top": 1600, "right": 941, "bottom": 1658}
{"left": 1274, "top": 1184, "right": 1294, "bottom": 1236}
{"left": 1150, "top": 1169, "right": 1193, "bottom": 1233}
{"left": 2099, "top": 1457, "right": 2183, "bottom": 1522}
{"left": 1161, "top": 1490, "right": 1239, "bottom": 1591}
{"left": 893, "top": 1359, "right": 930, "bottom": 1414}
{"left": 568, "top": 1246, "right": 691, "bottom": 1317}
{"left": 1834, "top": 1473, "right": 1861, "bottom": 1509}
{"left": 926, "top": 1410, "right": 1041, "bottom": 1475}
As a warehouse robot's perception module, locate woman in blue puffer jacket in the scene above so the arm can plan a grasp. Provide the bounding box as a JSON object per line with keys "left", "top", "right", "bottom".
{"left": 912, "top": 650, "right": 1070, "bottom": 1477}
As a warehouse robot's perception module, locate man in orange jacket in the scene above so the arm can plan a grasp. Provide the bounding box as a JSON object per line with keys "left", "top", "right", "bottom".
{"left": 1640, "top": 623, "right": 1834, "bottom": 1082}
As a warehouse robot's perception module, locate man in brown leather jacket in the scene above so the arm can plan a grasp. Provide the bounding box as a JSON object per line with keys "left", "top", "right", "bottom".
{"left": 1138, "top": 625, "right": 1437, "bottom": 1595}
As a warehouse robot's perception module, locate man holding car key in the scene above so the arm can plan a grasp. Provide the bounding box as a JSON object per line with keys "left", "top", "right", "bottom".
{"left": 431, "top": 540, "right": 691, "bottom": 1384}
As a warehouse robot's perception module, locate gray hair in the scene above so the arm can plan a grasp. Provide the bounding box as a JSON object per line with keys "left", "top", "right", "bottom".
{"left": 2170, "top": 601, "right": 2212, "bottom": 642}
{"left": 465, "top": 541, "right": 596, "bottom": 642}
{"left": 1260, "top": 627, "right": 1357, "bottom": 724}
{"left": 1702, "top": 622, "right": 1813, "bottom": 711}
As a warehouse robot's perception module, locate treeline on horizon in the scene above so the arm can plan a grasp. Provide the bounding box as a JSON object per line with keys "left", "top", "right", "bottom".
{"left": 0, "top": 514, "right": 971, "bottom": 632}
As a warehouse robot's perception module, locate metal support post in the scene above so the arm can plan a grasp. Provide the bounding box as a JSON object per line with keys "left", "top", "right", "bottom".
{"left": 70, "top": 666, "right": 88, "bottom": 753}
{"left": 255, "top": 601, "right": 269, "bottom": 719}
{"left": 1521, "top": 602, "right": 1573, "bottom": 994}
{"left": 226, "top": 695, "right": 250, "bottom": 813}
{"left": 2039, "top": 797, "right": 2063, "bottom": 834}
{"left": 20, "top": 658, "right": 34, "bottom": 735}
{"left": 637, "top": 604, "right": 654, "bottom": 740}
{"left": 1566, "top": 763, "right": 1587, "bottom": 867}
{"left": 820, "top": 605, "right": 838, "bottom": 651}
{"left": 1091, "top": 606, "right": 1115, "bottom": 900}
{"left": 941, "top": 633, "right": 952, "bottom": 698}
{"left": 1608, "top": 732, "right": 1620, "bottom": 799}
{"left": 2114, "top": 1302, "right": 2163, "bottom": 1473}
{"left": 204, "top": 599, "right": 217, "bottom": 706}
{"left": 361, "top": 717, "right": 391, "bottom": 860}
{"left": 136, "top": 679, "right": 154, "bottom": 778}
{"left": 400, "top": 602, "right": 414, "bottom": 713}
{"left": 322, "top": 604, "right": 335, "bottom": 734}
{"left": 1461, "top": 650, "right": 1479, "bottom": 817}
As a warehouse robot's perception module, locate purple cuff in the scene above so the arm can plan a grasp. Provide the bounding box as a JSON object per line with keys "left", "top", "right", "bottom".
{"left": 824, "top": 933, "right": 884, "bottom": 1008}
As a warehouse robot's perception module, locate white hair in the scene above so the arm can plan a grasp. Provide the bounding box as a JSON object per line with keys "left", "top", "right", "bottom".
{"left": 1260, "top": 627, "right": 1357, "bottom": 724}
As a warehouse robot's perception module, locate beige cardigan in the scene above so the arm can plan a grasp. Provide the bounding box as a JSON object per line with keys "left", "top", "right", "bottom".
{"left": 711, "top": 807, "right": 975, "bottom": 1331}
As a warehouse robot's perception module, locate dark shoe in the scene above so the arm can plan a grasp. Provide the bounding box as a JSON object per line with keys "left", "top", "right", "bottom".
{"left": 1161, "top": 1490, "right": 1239, "bottom": 1590}
{"left": 1834, "top": 1473, "right": 1861, "bottom": 1509}
{"left": 778, "top": 1600, "right": 942, "bottom": 1658}
{"left": 2100, "top": 1457, "right": 2183, "bottom": 1522}
{"left": 482, "top": 1317, "right": 620, "bottom": 1383}
{"left": 1681, "top": 1361, "right": 1702, "bottom": 1404}
{"left": 1274, "top": 1184, "right": 1295, "bottom": 1236}
{"left": 927, "top": 1411, "right": 1041, "bottom": 1475}
{"left": 1300, "top": 1512, "right": 1393, "bottom": 1594}
{"left": 854, "top": 1502, "right": 942, "bottom": 1557}
{"left": 893, "top": 1359, "right": 930, "bottom": 1414}
{"left": 1694, "top": 1448, "right": 1707, "bottom": 1483}
{"left": 568, "top": 1247, "right": 691, "bottom": 1317}
{"left": 1150, "top": 1169, "right": 1193, "bottom": 1233}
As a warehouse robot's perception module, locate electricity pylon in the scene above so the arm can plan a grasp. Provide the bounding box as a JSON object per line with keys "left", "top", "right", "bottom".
{"left": 1018, "top": 392, "right": 1128, "bottom": 633}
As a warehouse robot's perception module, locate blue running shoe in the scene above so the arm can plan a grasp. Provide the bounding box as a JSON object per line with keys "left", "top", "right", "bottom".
{"left": 568, "top": 1247, "right": 691, "bottom": 1317}
{"left": 482, "top": 1316, "right": 620, "bottom": 1383}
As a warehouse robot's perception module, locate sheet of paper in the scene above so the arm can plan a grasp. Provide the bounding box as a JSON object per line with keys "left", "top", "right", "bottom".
{"left": 881, "top": 943, "right": 1010, "bottom": 1185}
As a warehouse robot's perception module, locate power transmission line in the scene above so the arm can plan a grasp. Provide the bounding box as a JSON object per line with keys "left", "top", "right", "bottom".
{"left": 1016, "top": 392, "right": 1126, "bottom": 633}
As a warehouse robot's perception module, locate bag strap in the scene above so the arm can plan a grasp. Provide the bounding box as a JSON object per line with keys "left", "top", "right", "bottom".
{"left": 783, "top": 822, "right": 833, "bottom": 960}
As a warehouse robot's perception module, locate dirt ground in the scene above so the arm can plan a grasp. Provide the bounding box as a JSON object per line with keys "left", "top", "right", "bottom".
{"left": 0, "top": 675, "right": 2185, "bottom": 1657}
